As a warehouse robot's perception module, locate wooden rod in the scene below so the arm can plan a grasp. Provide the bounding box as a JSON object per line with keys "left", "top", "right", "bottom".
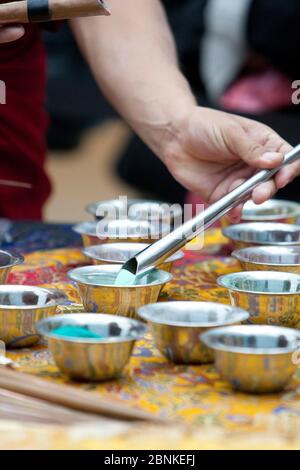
{"left": 0, "top": 0, "right": 110, "bottom": 23}
{"left": 0, "top": 387, "right": 101, "bottom": 424}
{"left": 0, "top": 367, "right": 167, "bottom": 424}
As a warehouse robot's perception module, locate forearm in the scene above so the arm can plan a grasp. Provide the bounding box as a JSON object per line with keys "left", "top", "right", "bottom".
{"left": 71, "top": 0, "right": 196, "bottom": 158}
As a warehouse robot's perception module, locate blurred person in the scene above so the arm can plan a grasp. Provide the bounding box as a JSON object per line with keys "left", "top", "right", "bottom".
{"left": 0, "top": 0, "right": 299, "bottom": 220}
{"left": 44, "top": 23, "right": 117, "bottom": 151}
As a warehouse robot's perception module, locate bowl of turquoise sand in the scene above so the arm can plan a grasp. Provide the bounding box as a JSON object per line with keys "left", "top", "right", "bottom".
{"left": 68, "top": 264, "right": 172, "bottom": 319}
{"left": 36, "top": 313, "right": 147, "bottom": 381}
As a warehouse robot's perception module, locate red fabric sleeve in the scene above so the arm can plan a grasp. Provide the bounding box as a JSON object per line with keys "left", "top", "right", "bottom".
{"left": 0, "top": 25, "right": 51, "bottom": 220}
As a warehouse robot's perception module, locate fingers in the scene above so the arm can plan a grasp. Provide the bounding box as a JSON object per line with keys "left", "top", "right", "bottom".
{"left": 228, "top": 204, "right": 244, "bottom": 224}
{"left": 252, "top": 179, "right": 277, "bottom": 205}
{"left": 276, "top": 159, "right": 300, "bottom": 189}
{"left": 227, "top": 179, "right": 247, "bottom": 223}
{"left": 0, "top": 25, "right": 25, "bottom": 43}
{"left": 227, "top": 125, "right": 284, "bottom": 169}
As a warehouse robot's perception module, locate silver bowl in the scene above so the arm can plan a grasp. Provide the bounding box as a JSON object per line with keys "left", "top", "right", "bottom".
{"left": 86, "top": 198, "right": 183, "bottom": 225}
{"left": 223, "top": 223, "right": 300, "bottom": 249}
{"left": 37, "top": 313, "right": 146, "bottom": 381}
{"left": 221, "top": 199, "right": 300, "bottom": 228}
{"left": 0, "top": 250, "right": 23, "bottom": 284}
{"left": 0, "top": 285, "right": 68, "bottom": 348}
{"left": 73, "top": 220, "right": 169, "bottom": 247}
{"left": 218, "top": 271, "right": 300, "bottom": 327}
{"left": 68, "top": 264, "right": 172, "bottom": 319}
{"left": 138, "top": 302, "right": 249, "bottom": 364}
{"left": 83, "top": 243, "right": 184, "bottom": 273}
{"left": 233, "top": 246, "right": 300, "bottom": 274}
{"left": 201, "top": 325, "right": 300, "bottom": 393}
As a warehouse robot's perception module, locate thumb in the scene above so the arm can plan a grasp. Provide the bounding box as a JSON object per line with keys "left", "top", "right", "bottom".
{"left": 227, "top": 126, "right": 283, "bottom": 169}
{"left": 0, "top": 25, "right": 25, "bottom": 43}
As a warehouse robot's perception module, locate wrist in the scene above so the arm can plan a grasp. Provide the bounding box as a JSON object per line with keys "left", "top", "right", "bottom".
{"left": 158, "top": 102, "right": 196, "bottom": 165}
{"left": 140, "top": 90, "right": 196, "bottom": 161}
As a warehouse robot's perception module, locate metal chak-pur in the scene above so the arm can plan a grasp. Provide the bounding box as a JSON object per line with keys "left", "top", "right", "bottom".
{"left": 121, "top": 144, "right": 300, "bottom": 277}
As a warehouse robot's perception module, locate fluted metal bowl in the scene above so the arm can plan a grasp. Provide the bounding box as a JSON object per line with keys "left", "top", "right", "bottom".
{"left": 0, "top": 285, "right": 68, "bottom": 348}
{"left": 0, "top": 250, "right": 23, "bottom": 284}
{"left": 73, "top": 220, "right": 169, "bottom": 247}
{"left": 221, "top": 199, "right": 300, "bottom": 228}
{"left": 68, "top": 264, "right": 172, "bottom": 319}
{"left": 223, "top": 223, "right": 300, "bottom": 249}
{"left": 233, "top": 246, "right": 300, "bottom": 274}
{"left": 37, "top": 313, "right": 146, "bottom": 381}
{"left": 83, "top": 243, "right": 184, "bottom": 273}
{"left": 218, "top": 271, "right": 300, "bottom": 327}
{"left": 201, "top": 325, "right": 300, "bottom": 393}
{"left": 138, "top": 302, "right": 249, "bottom": 364}
{"left": 86, "top": 198, "right": 183, "bottom": 225}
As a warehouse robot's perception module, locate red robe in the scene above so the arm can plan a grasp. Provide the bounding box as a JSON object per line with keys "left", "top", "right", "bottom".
{"left": 0, "top": 25, "right": 51, "bottom": 220}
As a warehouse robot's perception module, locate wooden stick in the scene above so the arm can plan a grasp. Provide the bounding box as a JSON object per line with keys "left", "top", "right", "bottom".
{"left": 0, "top": 0, "right": 110, "bottom": 23}
{"left": 0, "top": 387, "right": 101, "bottom": 424}
{"left": 0, "top": 367, "right": 167, "bottom": 424}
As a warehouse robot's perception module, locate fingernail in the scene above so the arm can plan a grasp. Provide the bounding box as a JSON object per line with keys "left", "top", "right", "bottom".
{"left": 262, "top": 152, "right": 282, "bottom": 163}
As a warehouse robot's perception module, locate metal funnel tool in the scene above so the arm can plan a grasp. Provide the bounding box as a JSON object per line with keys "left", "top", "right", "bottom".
{"left": 122, "top": 144, "right": 300, "bottom": 276}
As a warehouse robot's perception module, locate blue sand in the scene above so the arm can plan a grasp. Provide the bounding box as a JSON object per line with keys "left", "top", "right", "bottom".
{"left": 52, "top": 325, "right": 104, "bottom": 339}
{"left": 115, "top": 268, "right": 137, "bottom": 286}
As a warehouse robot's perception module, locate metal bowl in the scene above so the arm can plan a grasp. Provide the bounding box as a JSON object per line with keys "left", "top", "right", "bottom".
{"left": 86, "top": 198, "right": 183, "bottom": 225}
{"left": 37, "top": 313, "right": 146, "bottom": 381}
{"left": 233, "top": 246, "right": 300, "bottom": 274}
{"left": 138, "top": 302, "right": 249, "bottom": 364}
{"left": 201, "top": 325, "right": 300, "bottom": 393}
{"left": 83, "top": 243, "right": 184, "bottom": 273}
{"left": 68, "top": 265, "right": 172, "bottom": 319}
{"left": 218, "top": 271, "right": 300, "bottom": 327}
{"left": 221, "top": 199, "right": 300, "bottom": 228}
{"left": 73, "top": 220, "right": 169, "bottom": 247}
{"left": 223, "top": 223, "right": 300, "bottom": 249}
{"left": 0, "top": 285, "right": 68, "bottom": 348}
{"left": 0, "top": 250, "right": 23, "bottom": 284}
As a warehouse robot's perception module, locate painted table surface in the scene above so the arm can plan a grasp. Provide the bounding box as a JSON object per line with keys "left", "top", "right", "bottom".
{"left": 1, "top": 223, "right": 300, "bottom": 450}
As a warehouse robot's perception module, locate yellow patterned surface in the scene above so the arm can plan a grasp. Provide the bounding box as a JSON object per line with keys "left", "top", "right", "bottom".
{"left": 3, "top": 229, "right": 300, "bottom": 449}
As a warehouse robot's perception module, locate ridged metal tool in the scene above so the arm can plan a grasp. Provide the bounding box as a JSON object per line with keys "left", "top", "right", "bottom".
{"left": 122, "top": 144, "right": 300, "bottom": 276}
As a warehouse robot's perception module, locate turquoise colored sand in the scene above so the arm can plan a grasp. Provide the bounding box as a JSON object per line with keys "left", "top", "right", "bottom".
{"left": 115, "top": 268, "right": 137, "bottom": 286}
{"left": 52, "top": 325, "right": 104, "bottom": 339}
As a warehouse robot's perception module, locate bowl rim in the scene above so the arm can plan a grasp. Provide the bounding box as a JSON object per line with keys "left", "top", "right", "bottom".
{"left": 36, "top": 313, "right": 147, "bottom": 344}
{"left": 138, "top": 301, "right": 249, "bottom": 327}
{"left": 223, "top": 223, "right": 300, "bottom": 246}
{"left": 67, "top": 264, "right": 173, "bottom": 288}
{"left": 0, "top": 250, "right": 24, "bottom": 269}
{"left": 0, "top": 285, "right": 68, "bottom": 310}
{"left": 200, "top": 325, "right": 300, "bottom": 355}
{"left": 217, "top": 271, "right": 300, "bottom": 295}
{"left": 232, "top": 246, "right": 300, "bottom": 267}
{"left": 83, "top": 243, "right": 184, "bottom": 265}
{"left": 85, "top": 198, "right": 183, "bottom": 219}
{"left": 242, "top": 199, "right": 300, "bottom": 221}
{"left": 72, "top": 221, "right": 99, "bottom": 236}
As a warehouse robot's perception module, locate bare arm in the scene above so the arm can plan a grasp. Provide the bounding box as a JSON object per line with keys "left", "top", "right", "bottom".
{"left": 71, "top": 0, "right": 195, "bottom": 157}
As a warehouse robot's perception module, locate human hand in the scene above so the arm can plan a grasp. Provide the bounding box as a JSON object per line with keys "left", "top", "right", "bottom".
{"left": 162, "top": 107, "right": 298, "bottom": 221}
{"left": 0, "top": 25, "right": 24, "bottom": 43}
